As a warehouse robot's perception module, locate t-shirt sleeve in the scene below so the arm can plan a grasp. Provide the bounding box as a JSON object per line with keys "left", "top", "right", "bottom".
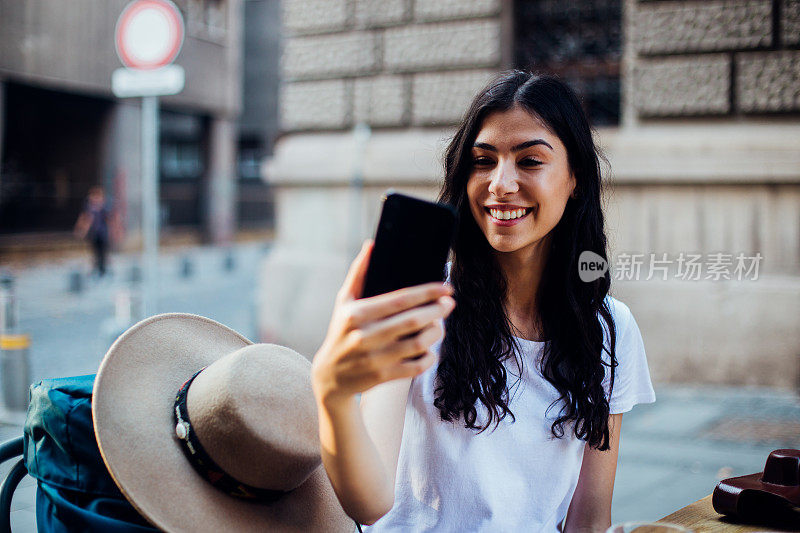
{"left": 603, "top": 299, "right": 656, "bottom": 415}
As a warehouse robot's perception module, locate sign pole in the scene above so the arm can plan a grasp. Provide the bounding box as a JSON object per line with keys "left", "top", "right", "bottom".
{"left": 141, "top": 95, "right": 160, "bottom": 317}
{"left": 113, "top": 0, "right": 184, "bottom": 318}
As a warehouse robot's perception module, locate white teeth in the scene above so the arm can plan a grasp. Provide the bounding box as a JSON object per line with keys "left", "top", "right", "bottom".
{"left": 489, "top": 208, "right": 528, "bottom": 221}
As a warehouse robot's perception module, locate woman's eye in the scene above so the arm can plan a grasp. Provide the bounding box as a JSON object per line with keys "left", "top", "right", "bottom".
{"left": 519, "top": 157, "right": 543, "bottom": 167}
{"left": 472, "top": 157, "right": 494, "bottom": 166}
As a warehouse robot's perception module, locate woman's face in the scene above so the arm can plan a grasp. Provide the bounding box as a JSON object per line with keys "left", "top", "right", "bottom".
{"left": 466, "top": 105, "right": 575, "bottom": 258}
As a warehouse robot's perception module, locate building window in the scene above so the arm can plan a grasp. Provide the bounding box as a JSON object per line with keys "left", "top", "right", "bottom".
{"left": 183, "top": 0, "right": 227, "bottom": 40}
{"left": 514, "top": 0, "right": 622, "bottom": 126}
{"left": 161, "top": 141, "right": 203, "bottom": 180}
{"left": 205, "top": 0, "right": 227, "bottom": 38}
{"left": 237, "top": 143, "right": 263, "bottom": 181}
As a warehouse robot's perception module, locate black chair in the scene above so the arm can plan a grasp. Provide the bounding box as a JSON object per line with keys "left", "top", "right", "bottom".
{"left": 0, "top": 437, "right": 27, "bottom": 533}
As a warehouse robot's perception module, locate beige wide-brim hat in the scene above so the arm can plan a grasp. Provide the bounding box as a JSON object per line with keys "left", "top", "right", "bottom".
{"left": 92, "top": 313, "right": 355, "bottom": 532}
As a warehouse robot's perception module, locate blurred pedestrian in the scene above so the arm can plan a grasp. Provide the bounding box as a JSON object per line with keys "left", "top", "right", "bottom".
{"left": 74, "top": 186, "right": 120, "bottom": 278}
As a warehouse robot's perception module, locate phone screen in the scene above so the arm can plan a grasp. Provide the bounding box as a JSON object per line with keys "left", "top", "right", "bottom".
{"left": 360, "top": 191, "right": 457, "bottom": 299}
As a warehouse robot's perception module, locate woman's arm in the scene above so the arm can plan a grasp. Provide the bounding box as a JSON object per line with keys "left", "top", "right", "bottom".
{"left": 563, "top": 413, "right": 623, "bottom": 533}
{"left": 312, "top": 241, "right": 453, "bottom": 525}
{"left": 73, "top": 212, "right": 90, "bottom": 239}
{"left": 316, "top": 378, "right": 412, "bottom": 526}
{"left": 359, "top": 377, "right": 414, "bottom": 501}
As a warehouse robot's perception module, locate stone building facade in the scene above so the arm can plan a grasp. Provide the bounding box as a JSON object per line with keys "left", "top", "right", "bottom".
{"left": 280, "top": 0, "right": 505, "bottom": 130}
{"left": 261, "top": 0, "right": 800, "bottom": 388}
{"left": 607, "top": 0, "right": 800, "bottom": 387}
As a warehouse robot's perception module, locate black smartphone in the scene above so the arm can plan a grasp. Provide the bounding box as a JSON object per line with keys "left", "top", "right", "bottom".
{"left": 360, "top": 191, "right": 458, "bottom": 299}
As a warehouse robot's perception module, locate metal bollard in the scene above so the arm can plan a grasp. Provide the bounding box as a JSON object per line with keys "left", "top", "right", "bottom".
{"left": 223, "top": 250, "right": 235, "bottom": 272}
{"left": 68, "top": 269, "right": 84, "bottom": 294}
{"left": 0, "top": 275, "right": 31, "bottom": 413}
{"left": 114, "top": 288, "right": 142, "bottom": 325}
{"left": 0, "top": 334, "right": 31, "bottom": 412}
{"left": 0, "top": 274, "right": 17, "bottom": 332}
{"left": 128, "top": 264, "right": 142, "bottom": 284}
{"left": 103, "top": 288, "right": 142, "bottom": 346}
{"left": 180, "top": 256, "right": 193, "bottom": 278}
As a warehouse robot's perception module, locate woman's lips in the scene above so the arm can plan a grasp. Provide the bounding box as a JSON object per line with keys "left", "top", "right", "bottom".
{"left": 484, "top": 207, "right": 533, "bottom": 227}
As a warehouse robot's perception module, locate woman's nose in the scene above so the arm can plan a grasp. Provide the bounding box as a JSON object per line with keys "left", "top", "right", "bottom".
{"left": 488, "top": 160, "right": 519, "bottom": 197}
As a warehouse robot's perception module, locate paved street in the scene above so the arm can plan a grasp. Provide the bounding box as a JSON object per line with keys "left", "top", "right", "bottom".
{"left": 0, "top": 244, "right": 798, "bottom": 531}
{"left": 613, "top": 386, "right": 799, "bottom": 523}
{"left": 8, "top": 242, "right": 268, "bottom": 384}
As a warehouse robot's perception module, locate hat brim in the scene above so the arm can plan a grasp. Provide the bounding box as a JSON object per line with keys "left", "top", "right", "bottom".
{"left": 93, "top": 313, "right": 354, "bottom": 532}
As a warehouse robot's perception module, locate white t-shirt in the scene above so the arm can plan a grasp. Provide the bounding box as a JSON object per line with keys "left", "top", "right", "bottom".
{"left": 364, "top": 294, "right": 656, "bottom": 532}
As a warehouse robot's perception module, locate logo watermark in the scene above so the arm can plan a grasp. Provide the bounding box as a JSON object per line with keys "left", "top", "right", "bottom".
{"left": 578, "top": 252, "right": 763, "bottom": 282}
{"left": 578, "top": 251, "right": 609, "bottom": 282}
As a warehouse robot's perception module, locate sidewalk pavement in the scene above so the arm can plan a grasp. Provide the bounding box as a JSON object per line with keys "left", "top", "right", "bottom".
{"left": 6, "top": 241, "right": 269, "bottom": 387}
{"left": 612, "top": 385, "right": 799, "bottom": 522}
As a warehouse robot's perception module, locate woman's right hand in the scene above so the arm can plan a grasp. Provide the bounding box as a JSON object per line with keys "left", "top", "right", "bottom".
{"left": 311, "top": 240, "right": 455, "bottom": 406}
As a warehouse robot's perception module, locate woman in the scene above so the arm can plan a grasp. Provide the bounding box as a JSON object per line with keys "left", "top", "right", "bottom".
{"left": 311, "top": 71, "right": 656, "bottom": 532}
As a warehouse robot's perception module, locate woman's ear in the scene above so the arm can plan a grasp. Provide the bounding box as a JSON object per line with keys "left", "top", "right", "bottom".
{"left": 569, "top": 174, "right": 579, "bottom": 199}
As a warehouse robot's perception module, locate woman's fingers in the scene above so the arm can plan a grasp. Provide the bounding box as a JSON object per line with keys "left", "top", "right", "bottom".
{"left": 348, "top": 282, "right": 453, "bottom": 327}
{"left": 316, "top": 291, "right": 450, "bottom": 397}
{"left": 323, "top": 244, "right": 455, "bottom": 393}
{"left": 359, "top": 296, "right": 453, "bottom": 347}
{"left": 367, "top": 321, "right": 444, "bottom": 367}
{"left": 378, "top": 346, "right": 439, "bottom": 382}
{"left": 337, "top": 240, "right": 374, "bottom": 304}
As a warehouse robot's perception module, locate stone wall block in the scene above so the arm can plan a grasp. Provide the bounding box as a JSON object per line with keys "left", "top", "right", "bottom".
{"left": 281, "top": 80, "right": 348, "bottom": 130}
{"left": 783, "top": 0, "right": 800, "bottom": 45}
{"left": 283, "top": 0, "right": 349, "bottom": 35}
{"left": 633, "top": 55, "right": 731, "bottom": 116}
{"left": 354, "top": 0, "right": 408, "bottom": 28}
{"left": 283, "top": 32, "right": 379, "bottom": 81}
{"left": 634, "top": 0, "right": 772, "bottom": 55}
{"left": 411, "top": 69, "right": 496, "bottom": 125}
{"left": 737, "top": 51, "right": 800, "bottom": 112}
{"left": 413, "top": 0, "right": 500, "bottom": 22}
{"left": 353, "top": 75, "right": 408, "bottom": 126}
{"left": 384, "top": 20, "right": 501, "bottom": 72}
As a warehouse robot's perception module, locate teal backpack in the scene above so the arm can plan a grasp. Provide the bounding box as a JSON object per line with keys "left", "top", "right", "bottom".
{"left": 23, "top": 375, "right": 157, "bottom": 532}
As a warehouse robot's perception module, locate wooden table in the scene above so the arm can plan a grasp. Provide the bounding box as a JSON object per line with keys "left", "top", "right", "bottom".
{"left": 658, "top": 495, "right": 798, "bottom": 532}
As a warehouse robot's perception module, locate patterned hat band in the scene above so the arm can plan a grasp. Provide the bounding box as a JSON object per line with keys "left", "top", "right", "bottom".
{"left": 173, "top": 367, "right": 285, "bottom": 502}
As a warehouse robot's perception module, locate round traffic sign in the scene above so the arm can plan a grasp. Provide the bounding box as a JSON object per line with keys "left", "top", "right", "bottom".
{"left": 115, "top": 0, "right": 184, "bottom": 70}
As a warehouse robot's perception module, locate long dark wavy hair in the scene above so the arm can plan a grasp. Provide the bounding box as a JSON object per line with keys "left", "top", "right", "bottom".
{"left": 435, "top": 70, "right": 618, "bottom": 450}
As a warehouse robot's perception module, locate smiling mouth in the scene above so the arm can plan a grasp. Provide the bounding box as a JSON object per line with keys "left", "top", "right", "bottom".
{"left": 484, "top": 207, "right": 534, "bottom": 222}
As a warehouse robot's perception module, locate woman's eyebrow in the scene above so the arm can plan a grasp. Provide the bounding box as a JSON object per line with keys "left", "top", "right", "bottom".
{"left": 513, "top": 139, "right": 554, "bottom": 152}
{"left": 473, "top": 139, "right": 554, "bottom": 152}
